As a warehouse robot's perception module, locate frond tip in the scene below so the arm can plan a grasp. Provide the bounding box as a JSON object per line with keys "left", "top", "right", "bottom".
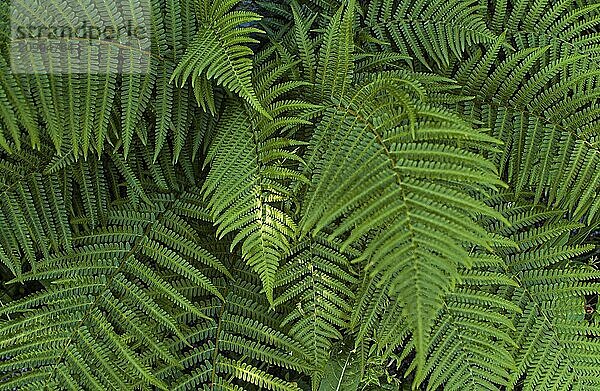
{"left": 171, "top": 0, "right": 270, "bottom": 118}
{"left": 302, "top": 73, "right": 504, "bottom": 371}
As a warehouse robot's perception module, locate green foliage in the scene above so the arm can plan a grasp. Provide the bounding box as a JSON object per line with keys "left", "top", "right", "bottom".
{"left": 0, "top": 0, "right": 599, "bottom": 390}
{"left": 275, "top": 234, "right": 359, "bottom": 385}
{"left": 366, "top": 0, "right": 499, "bottom": 69}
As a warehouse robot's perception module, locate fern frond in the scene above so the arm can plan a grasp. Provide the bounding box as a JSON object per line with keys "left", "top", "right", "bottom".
{"left": 1, "top": 1, "right": 600, "bottom": 389}
{"left": 366, "top": 0, "right": 499, "bottom": 69}
{"left": 483, "top": 195, "right": 600, "bottom": 391}
{"left": 419, "top": 258, "right": 520, "bottom": 390}
{"left": 0, "top": 57, "right": 38, "bottom": 150}
{"left": 0, "top": 148, "right": 71, "bottom": 275}
{"left": 275, "top": 233, "right": 359, "bottom": 387}
{"left": 302, "top": 72, "right": 504, "bottom": 373}
{"left": 164, "top": 262, "right": 310, "bottom": 391}
{"left": 455, "top": 36, "right": 600, "bottom": 222}
{"left": 201, "top": 57, "right": 312, "bottom": 302}
{"left": 315, "top": 0, "right": 356, "bottom": 99}
{"left": 490, "top": 0, "right": 600, "bottom": 64}
{"left": 171, "top": 0, "right": 268, "bottom": 117}
{"left": 0, "top": 192, "right": 227, "bottom": 389}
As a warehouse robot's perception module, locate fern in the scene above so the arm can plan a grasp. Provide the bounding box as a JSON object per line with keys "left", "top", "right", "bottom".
{"left": 201, "top": 55, "right": 313, "bottom": 302}
{"left": 301, "top": 69, "right": 504, "bottom": 371}
{"left": 366, "top": 0, "right": 499, "bottom": 69}
{"left": 274, "top": 234, "right": 359, "bottom": 387}
{"left": 0, "top": 0, "right": 600, "bottom": 390}
{"left": 419, "top": 255, "right": 520, "bottom": 391}
{"left": 171, "top": 0, "right": 268, "bottom": 117}
{"left": 453, "top": 37, "right": 600, "bottom": 223}
{"left": 484, "top": 195, "right": 600, "bottom": 391}
{"left": 165, "top": 261, "right": 311, "bottom": 391}
{"left": 0, "top": 191, "right": 228, "bottom": 389}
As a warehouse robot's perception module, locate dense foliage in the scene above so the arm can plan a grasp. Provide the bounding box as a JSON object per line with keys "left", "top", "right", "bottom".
{"left": 0, "top": 0, "right": 600, "bottom": 389}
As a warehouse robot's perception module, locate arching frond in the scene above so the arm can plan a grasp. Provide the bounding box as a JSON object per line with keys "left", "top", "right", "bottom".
{"left": 171, "top": 0, "right": 268, "bottom": 117}
{"left": 0, "top": 193, "right": 227, "bottom": 389}
{"left": 201, "top": 57, "right": 313, "bottom": 302}
{"left": 366, "top": 0, "right": 499, "bottom": 69}
{"left": 489, "top": 0, "right": 600, "bottom": 64}
{"left": 301, "top": 72, "right": 505, "bottom": 371}
{"left": 274, "top": 234, "right": 359, "bottom": 387}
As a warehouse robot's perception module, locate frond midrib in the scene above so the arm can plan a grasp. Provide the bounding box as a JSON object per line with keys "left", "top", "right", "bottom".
{"left": 41, "top": 189, "right": 191, "bottom": 387}
{"left": 509, "top": 272, "right": 578, "bottom": 384}
{"left": 477, "top": 98, "right": 600, "bottom": 162}
{"left": 336, "top": 103, "right": 428, "bottom": 366}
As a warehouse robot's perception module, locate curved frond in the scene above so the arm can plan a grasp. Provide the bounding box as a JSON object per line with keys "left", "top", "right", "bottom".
{"left": 171, "top": 0, "right": 268, "bottom": 117}
{"left": 366, "top": 0, "right": 499, "bottom": 69}
{"left": 302, "top": 73, "right": 504, "bottom": 371}
{"left": 0, "top": 192, "right": 227, "bottom": 389}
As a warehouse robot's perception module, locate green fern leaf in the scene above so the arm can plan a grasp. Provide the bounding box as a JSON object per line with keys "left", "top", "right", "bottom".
{"left": 171, "top": 0, "right": 269, "bottom": 118}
